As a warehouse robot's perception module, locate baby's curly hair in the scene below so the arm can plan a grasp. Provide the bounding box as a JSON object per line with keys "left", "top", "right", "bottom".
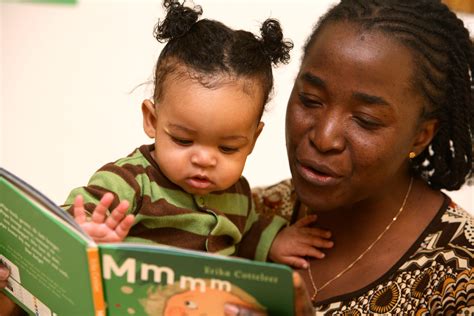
{"left": 152, "top": 0, "right": 293, "bottom": 118}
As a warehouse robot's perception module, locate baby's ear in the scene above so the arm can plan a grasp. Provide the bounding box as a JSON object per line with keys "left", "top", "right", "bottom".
{"left": 255, "top": 121, "right": 265, "bottom": 139}
{"left": 142, "top": 99, "right": 157, "bottom": 138}
{"left": 249, "top": 122, "right": 265, "bottom": 154}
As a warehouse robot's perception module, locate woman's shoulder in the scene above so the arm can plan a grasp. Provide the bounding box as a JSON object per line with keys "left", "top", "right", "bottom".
{"left": 437, "top": 199, "right": 473, "bottom": 249}
{"left": 384, "top": 200, "right": 473, "bottom": 314}
{"left": 252, "top": 179, "right": 295, "bottom": 221}
{"left": 444, "top": 199, "right": 472, "bottom": 220}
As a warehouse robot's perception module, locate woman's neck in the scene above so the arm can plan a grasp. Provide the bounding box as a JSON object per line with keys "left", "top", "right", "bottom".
{"left": 300, "top": 176, "right": 417, "bottom": 234}
{"left": 298, "top": 178, "right": 444, "bottom": 303}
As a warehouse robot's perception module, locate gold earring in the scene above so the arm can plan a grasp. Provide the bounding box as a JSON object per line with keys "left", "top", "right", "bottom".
{"left": 409, "top": 151, "right": 416, "bottom": 159}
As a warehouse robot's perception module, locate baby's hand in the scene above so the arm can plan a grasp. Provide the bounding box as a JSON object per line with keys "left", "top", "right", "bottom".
{"left": 268, "top": 215, "right": 333, "bottom": 269}
{"left": 73, "top": 193, "right": 135, "bottom": 243}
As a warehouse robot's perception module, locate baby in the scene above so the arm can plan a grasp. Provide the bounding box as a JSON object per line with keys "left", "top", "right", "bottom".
{"left": 64, "top": 0, "right": 332, "bottom": 269}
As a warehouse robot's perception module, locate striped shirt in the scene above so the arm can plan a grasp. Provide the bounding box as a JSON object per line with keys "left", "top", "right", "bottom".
{"left": 63, "top": 144, "right": 287, "bottom": 261}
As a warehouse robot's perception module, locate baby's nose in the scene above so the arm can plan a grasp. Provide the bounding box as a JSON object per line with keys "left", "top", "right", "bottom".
{"left": 190, "top": 149, "right": 217, "bottom": 167}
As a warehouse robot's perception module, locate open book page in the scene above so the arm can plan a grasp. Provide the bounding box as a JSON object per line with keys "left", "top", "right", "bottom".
{"left": 0, "top": 168, "right": 104, "bottom": 315}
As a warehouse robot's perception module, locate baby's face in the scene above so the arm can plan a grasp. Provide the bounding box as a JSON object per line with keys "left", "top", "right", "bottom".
{"left": 144, "top": 75, "right": 264, "bottom": 195}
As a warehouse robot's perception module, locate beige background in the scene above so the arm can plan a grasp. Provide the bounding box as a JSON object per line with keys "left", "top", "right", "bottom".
{"left": 1, "top": 0, "right": 472, "bottom": 212}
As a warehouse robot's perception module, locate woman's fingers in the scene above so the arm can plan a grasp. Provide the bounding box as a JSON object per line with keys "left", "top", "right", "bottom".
{"left": 223, "top": 303, "right": 267, "bottom": 316}
{"left": 293, "top": 272, "right": 314, "bottom": 316}
{"left": 0, "top": 265, "right": 10, "bottom": 288}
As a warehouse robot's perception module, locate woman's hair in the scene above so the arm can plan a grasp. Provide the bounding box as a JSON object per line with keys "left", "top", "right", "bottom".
{"left": 152, "top": 0, "right": 293, "bottom": 119}
{"left": 304, "top": 0, "right": 474, "bottom": 190}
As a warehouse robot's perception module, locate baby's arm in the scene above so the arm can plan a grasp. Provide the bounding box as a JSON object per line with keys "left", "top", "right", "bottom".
{"left": 73, "top": 193, "right": 135, "bottom": 243}
{"left": 268, "top": 215, "right": 333, "bottom": 269}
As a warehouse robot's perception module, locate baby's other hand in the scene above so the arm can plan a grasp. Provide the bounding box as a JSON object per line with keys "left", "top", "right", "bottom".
{"left": 268, "top": 215, "right": 333, "bottom": 269}
{"left": 73, "top": 193, "right": 135, "bottom": 243}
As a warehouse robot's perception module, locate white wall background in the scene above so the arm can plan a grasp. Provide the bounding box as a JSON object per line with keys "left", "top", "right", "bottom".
{"left": 1, "top": 0, "right": 472, "bottom": 212}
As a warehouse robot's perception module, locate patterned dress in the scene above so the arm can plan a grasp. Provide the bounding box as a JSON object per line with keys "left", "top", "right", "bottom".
{"left": 252, "top": 180, "right": 474, "bottom": 315}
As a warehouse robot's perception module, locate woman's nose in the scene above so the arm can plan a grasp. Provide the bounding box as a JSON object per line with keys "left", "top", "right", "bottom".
{"left": 309, "top": 110, "right": 346, "bottom": 153}
{"left": 190, "top": 149, "right": 217, "bottom": 168}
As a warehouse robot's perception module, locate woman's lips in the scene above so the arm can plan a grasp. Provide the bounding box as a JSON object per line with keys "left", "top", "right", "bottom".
{"left": 296, "top": 160, "right": 343, "bottom": 186}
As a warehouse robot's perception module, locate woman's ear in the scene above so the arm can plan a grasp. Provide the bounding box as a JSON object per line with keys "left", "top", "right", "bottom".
{"left": 411, "top": 118, "right": 439, "bottom": 156}
{"left": 142, "top": 99, "right": 157, "bottom": 138}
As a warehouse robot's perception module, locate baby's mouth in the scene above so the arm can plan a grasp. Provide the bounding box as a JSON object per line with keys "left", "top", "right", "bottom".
{"left": 193, "top": 175, "right": 210, "bottom": 182}
{"left": 186, "top": 175, "right": 212, "bottom": 189}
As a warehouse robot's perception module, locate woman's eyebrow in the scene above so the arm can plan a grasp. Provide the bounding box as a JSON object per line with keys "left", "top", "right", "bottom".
{"left": 301, "top": 72, "right": 326, "bottom": 88}
{"left": 352, "top": 91, "right": 390, "bottom": 106}
{"left": 302, "top": 71, "right": 390, "bottom": 106}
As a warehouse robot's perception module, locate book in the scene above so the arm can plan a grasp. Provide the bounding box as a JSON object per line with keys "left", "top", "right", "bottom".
{"left": 0, "top": 168, "right": 294, "bottom": 316}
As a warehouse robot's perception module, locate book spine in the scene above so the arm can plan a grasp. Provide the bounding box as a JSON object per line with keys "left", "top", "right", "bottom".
{"left": 87, "top": 247, "right": 106, "bottom": 316}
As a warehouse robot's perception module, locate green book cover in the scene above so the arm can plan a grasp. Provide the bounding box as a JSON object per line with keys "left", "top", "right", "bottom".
{"left": 0, "top": 168, "right": 105, "bottom": 315}
{"left": 0, "top": 168, "right": 294, "bottom": 315}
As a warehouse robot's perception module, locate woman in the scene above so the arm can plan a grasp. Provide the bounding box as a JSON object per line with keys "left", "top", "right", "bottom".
{"left": 2, "top": 0, "right": 473, "bottom": 315}
{"left": 249, "top": 0, "right": 473, "bottom": 314}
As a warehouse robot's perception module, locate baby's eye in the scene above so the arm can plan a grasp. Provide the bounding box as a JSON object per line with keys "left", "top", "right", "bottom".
{"left": 171, "top": 136, "right": 193, "bottom": 146}
{"left": 219, "top": 146, "right": 238, "bottom": 154}
{"left": 184, "top": 300, "right": 197, "bottom": 309}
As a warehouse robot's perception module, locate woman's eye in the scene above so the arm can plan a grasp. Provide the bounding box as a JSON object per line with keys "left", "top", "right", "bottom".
{"left": 298, "top": 93, "right": 322, "bottom": 108}
{"left": 171, "top": 137, "right": 193, "bottom": 146}
{"left": 353, "top": 115, "right": 384, "bottom": 130}
{"left": 219, "top": 146, "right": 238, "bottom": 154}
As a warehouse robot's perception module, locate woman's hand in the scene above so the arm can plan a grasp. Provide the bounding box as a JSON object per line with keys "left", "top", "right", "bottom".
{"left": 293, "top": 272, "right": 315, "bottom": 315}
{"left": 0, "top": 264, "right": 24, "bottom": 316}
{"left": 223, "top": 272, "right": 314, "bottom": 316}
{"left": 0, "top": 264, "right": 9, "bottom": 289}
{"left": 224, "top": 304, "right": 267, "bottom": 316}
{"left": 73, "top": 193, "right": 135, "bottom": 243}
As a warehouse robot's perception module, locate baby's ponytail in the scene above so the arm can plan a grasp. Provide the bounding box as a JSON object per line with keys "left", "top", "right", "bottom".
{"left": 260, "top": 19, "right": 293, "bottom": 66}
{"left": 154, "top": 0, "right": 202, "bottom": 43}
{"left": 152, "top": 0, "right": 293, "bottom": 114}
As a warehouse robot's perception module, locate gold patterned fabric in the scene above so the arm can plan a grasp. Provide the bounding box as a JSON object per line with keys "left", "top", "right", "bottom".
{"left": 252, "top": 180, "right": 474, "bottom": 315}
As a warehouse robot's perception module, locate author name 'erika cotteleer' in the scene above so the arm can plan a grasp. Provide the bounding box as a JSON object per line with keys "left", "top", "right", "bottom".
{"left": 203, "top": 265, "right": 279, "bottom": 283}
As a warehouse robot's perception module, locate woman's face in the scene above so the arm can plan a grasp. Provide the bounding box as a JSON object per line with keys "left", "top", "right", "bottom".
{"left": 286, "top": 21, "right": 429, "bottom": 211}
